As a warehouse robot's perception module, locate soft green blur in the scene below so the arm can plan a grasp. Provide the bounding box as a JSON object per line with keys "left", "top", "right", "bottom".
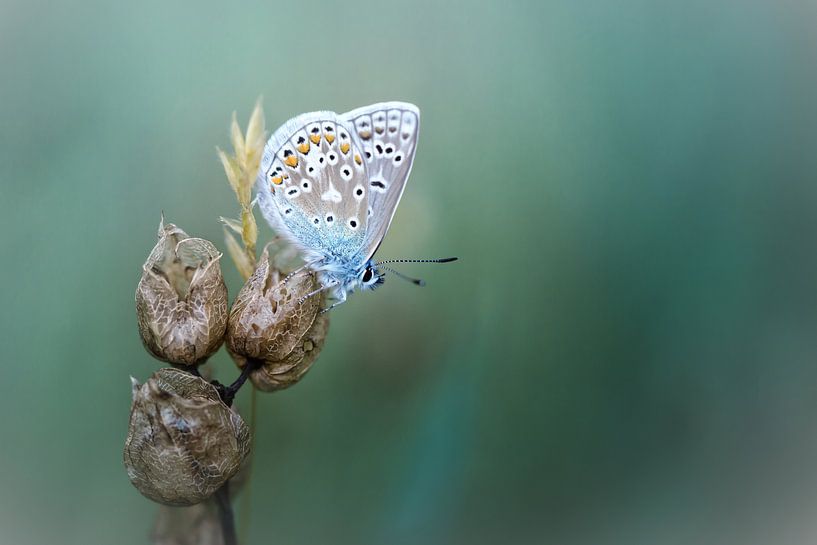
{"left": 2, "top": 0, "right": 817, "bottom": 544}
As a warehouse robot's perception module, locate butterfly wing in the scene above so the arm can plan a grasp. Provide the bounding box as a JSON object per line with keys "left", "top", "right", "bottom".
{"left": 340, "top": 102, "right": 420, "bottom": 261}
{"left": 257, "top": 111, "right": 371, "bottom": 264}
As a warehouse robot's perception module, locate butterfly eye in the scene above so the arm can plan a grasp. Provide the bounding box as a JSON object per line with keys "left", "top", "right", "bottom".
{"left": 361, "top": 268, "right": 374, "bottom": 283}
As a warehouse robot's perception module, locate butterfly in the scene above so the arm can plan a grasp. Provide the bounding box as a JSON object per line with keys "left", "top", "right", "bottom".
{"left": 256, "top": 101, "right": 455, "bottom": 310}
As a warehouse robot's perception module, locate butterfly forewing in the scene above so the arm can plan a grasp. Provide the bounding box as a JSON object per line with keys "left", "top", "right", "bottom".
{"left": 257, "top": 111, "right": 370, "bottom": 262}
{"left": 340, "top": 102, "right": 420, "bottom": 261}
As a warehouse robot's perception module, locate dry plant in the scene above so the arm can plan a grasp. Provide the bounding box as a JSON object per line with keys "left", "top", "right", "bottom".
{"left": 125, "top": 100, "right": 329, "bottom": 545}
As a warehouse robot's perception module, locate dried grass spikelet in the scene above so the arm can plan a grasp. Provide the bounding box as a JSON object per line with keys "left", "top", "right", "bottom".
{"left": 124, "top": 368, "right": 251, "bottom": 506}
{"left": 136, "top": 218, "right": 228, "bottom": 366}
{"left": 226, "top": 247, "right": 330, "bottom": 391}
{"left": 218, "top": 98, "right": 265, "bottom": 281}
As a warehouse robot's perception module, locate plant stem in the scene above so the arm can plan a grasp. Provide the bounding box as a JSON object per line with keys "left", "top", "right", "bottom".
{"left": 215, "top": 481, "right": 237, "bottom": 545}
{"left": 239, "top": 387, "right": 258, "bottom": 544}
{"left": 213, "top": 358, "right": 263, "bottom": 407}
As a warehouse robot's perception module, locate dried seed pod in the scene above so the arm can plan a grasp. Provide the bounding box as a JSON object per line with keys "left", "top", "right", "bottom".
{"left": 235, "top": 313, "right": 330, "bottom": 391}
{"left": 226, "top": 247, "right": 330, "bottom": 391}
{"left": 136, "top": 218, "right": 229, "bottom": 366}
{"left": 124, "top": 368, "right": 251, "bottom": 506}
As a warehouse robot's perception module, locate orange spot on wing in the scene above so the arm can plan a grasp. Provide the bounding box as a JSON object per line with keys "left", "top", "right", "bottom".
{"left": 284, "top": 156, "right": 299, "bottom": 168}
{"left": 297, "top": 142, "right": 310, "bottom": 154}
{"left": 325, "top": 134, "right": 335, "bottom": 144}
{"left": 354, "top": 154, "right": 362, "bottom": 165}
{"left": 309, "top": 134, "right": 321, "bottom": 145}
{"left": 271, "top": 175, "right": 283, "bottom": 185}
{"left": 340, "top": 142, "right": 350, "bottom": 154}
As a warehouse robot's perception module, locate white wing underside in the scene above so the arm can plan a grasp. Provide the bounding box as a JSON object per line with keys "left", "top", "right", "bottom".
{"left": 256, "top": 102, "right": 420, "bottom": 268}
{"left": 340, "top": 102, "right": 420, "bottom": 261}
{"left": 256, "top": 111, "right": 371, "bottom": 264}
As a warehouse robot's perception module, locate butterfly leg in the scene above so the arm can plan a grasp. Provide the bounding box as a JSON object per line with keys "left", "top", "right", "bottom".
{"left": 298, "top": 281, "right": 338, "bottom": 305}
{"left": 281, "top": 264, "right": 308, "bottom": 285}
{"left": 281, "top": 258, "right": 324, "bottom": 285}
{"left": 319, "top": 288, "right": 347, "bottom": 314}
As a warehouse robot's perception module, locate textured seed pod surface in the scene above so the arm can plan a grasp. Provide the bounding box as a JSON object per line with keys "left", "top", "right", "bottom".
{"left": 124, "top": 368, "right": 250, "bottom": 506}
{"left": 136, "top": 219, "right": 229, "bottom": 366}
{"left": 242, "top": 312, "right": 330, "bottom": 391}
{"left": 226, "top": 248, "right": 330, "bottom": 391}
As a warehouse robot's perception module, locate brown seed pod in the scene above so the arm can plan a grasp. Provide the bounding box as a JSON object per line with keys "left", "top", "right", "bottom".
{"left": 226, "top": 247, "right": 330, "bottom": 392}
{"left": 136, "top": 218, "right": 229, "bottom": 366}
{"left": 124, "top": 368, "right": 251, "bottom": 506}
{"left": 235, "top": 313, "right": 330, "bottom": 391}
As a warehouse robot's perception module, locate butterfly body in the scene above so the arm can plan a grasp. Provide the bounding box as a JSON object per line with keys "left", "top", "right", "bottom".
{"left": 256, "top": 102, "right": 420, "bottom": 307}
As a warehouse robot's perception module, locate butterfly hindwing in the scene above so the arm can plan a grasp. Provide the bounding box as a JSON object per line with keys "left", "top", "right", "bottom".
{"left": 340, "top": 102, "right": 420, "bottom": 261}
{"left": 257, "top": 111, "right": 370, "bottom": 263}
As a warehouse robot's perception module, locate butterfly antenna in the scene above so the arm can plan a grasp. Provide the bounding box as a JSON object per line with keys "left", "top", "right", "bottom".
{"left": 376, "top": 257, "right": 459, "bottom": 265}
{"left": 380, "top": 266, "right": 426, "bottom": 287}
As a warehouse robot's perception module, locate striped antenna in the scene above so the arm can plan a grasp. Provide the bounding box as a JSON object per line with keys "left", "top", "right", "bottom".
{"left": 380, "top": 266, "right": 426, "bottom": 286}
{"left": 375, "top": 257, "right": 458, "bottom": 265}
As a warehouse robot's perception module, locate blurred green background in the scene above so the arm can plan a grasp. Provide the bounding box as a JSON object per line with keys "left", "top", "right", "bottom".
{"left": 2, "top": 0, "right": 817, "bottom": 543}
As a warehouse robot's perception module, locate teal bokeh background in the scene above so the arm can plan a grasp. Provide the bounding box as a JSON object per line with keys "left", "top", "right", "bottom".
{"left": 2, "top": 0, "right": 817, "bottom": 543}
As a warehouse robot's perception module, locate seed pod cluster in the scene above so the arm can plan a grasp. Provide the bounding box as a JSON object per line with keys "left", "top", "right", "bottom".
{"left": 128, "top": 220, "right": 332, "bottom": 508}
{"left": 136, "top": 219, "right": 228, "bottom": 367}
{"left": 226, "top": 248, "right": 330, "bottom": 391}
{"left": 124, "top": 368, "right": 251, "bottom": 506}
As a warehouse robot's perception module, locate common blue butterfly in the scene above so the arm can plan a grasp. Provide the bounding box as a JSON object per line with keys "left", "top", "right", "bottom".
{"left": 256, "top": 102, "right": 455, "bottom": 310}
